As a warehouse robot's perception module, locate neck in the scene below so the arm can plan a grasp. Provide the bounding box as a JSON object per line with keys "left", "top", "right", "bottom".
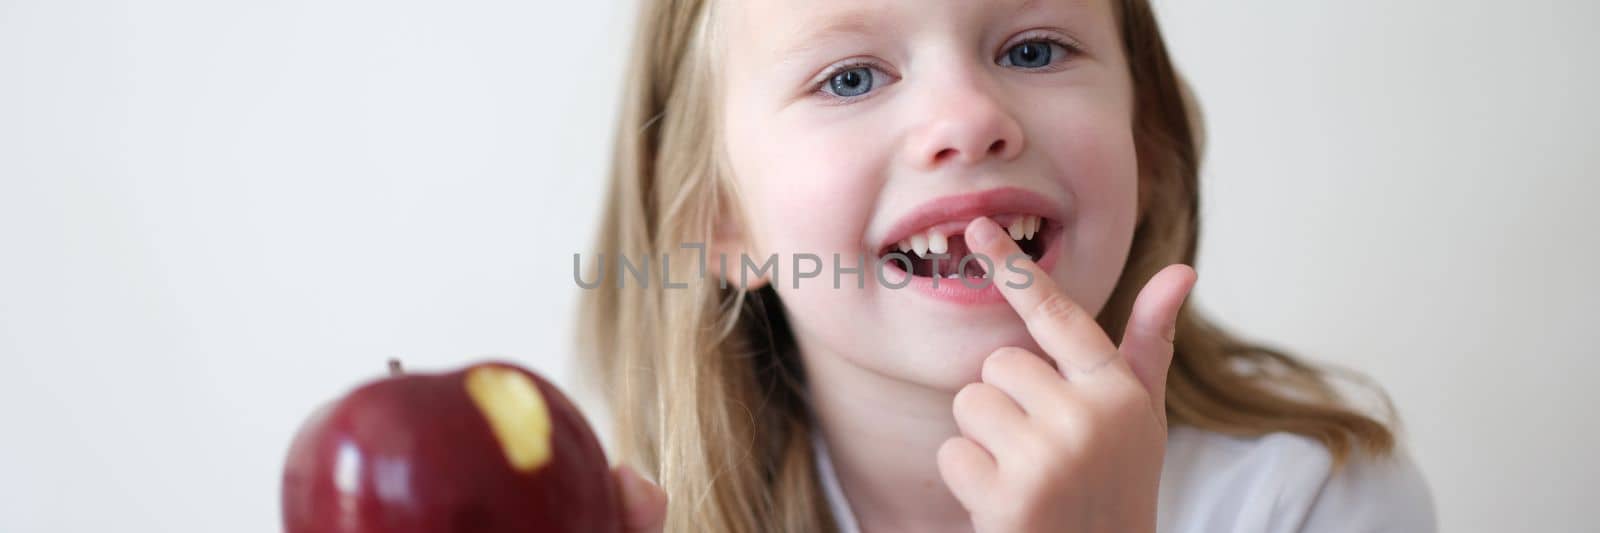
{"left": 803, "top": 344, "right": 974, "bottom": 533}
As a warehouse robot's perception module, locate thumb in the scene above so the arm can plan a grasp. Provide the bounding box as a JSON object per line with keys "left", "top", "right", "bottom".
{"left": 614, "top": 464, "right": 668, "bottom": 533}
{"left": 1117, "top": 264, "right": 1197, "bottom": 426}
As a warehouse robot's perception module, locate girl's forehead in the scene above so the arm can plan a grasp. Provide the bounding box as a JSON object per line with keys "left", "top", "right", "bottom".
{"left": 729, "top": 0, "right": 1101, "bottom": 26}
{"left": 724, "top": 0, "right": 1109, "bottom": 54}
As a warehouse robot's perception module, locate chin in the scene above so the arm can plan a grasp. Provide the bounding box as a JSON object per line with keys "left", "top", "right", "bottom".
{"left": 889, "top": 325, "right": 1045, "bottom": 391}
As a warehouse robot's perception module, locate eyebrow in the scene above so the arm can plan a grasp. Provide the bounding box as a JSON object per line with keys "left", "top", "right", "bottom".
{"left": 773, "top": 5, "right": 890, "bottom": 62}
{"left": 774, "top": 0, "right": 1053, "bottom": 61}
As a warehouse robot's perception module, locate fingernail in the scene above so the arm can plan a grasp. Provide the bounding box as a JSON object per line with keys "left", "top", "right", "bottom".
{"left": 966, "top": 217, "right": 1004, "bottom": 248}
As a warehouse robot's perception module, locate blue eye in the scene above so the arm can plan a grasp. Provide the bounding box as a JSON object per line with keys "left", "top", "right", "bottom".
{"left": 999, "top": 38, "right": 1072, "bottom": 69}
{"left": 1008, "top": 42, "right": 1051, "bottom": 68}
{"left": 827, "top": 67, "right": 875, "bottom": 98}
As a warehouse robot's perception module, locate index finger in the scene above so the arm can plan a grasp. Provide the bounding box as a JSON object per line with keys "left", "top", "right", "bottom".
{"left": 965, "top": 216, "right": 1122, "bottom": 378}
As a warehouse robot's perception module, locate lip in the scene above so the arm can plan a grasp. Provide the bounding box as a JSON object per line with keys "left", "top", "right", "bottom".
{"left": 874, "top": 186, "right": 1066, "bottom": 251}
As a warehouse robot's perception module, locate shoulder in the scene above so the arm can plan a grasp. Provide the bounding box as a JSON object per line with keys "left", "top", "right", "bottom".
{"left": 1157, "top": 426, "right": 1436, "bottom": 533}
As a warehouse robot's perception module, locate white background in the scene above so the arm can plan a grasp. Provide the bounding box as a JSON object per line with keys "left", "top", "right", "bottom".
{"left": 1, "top": 1, "right": 1594, "bottom": 531}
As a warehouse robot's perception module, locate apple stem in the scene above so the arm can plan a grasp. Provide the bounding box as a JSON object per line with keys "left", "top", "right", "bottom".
{"left": 388, "top": 358, "right": 404, "bottom": 376}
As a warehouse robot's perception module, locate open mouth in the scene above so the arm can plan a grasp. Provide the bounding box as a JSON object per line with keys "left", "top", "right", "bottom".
{"left": 876, "top": 215, "right": 1053, "bottom": 279}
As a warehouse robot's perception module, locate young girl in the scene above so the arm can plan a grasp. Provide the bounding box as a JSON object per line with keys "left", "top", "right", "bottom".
{"left": 579, "top": 1, "right": 1435, "bottom": 531}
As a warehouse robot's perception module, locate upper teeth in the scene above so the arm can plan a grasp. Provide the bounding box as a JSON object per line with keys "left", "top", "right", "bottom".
{"left": 927, "top": 230, "right": 949, "bottom": 254}
{"left": 895, "top": 215, "right": 1042, "bottom": 258}
{"left": 1008, "top": 215, "right": 1040, "bottom": 241}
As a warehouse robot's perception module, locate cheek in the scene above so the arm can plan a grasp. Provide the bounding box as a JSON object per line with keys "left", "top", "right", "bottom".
{"left": 1062, "top": 120, "right": 1139, "bottom": 232}
{"left": 725, "top": 113, "right": 887, "bottom": 257}
{"left": 1037, "top": 103, "right": 1140, "bottom": 314}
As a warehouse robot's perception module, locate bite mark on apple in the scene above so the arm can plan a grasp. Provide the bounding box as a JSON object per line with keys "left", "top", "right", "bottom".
{"left": 465, "top": 366, "right": 553, "bottom": 473}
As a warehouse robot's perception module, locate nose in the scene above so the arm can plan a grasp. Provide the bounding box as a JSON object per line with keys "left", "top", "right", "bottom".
{"left": 902, "top": 76, "right": 1026, "bottom": 171}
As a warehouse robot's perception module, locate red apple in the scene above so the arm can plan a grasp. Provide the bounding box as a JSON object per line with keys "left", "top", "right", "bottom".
{"left": 282, "top": 360, "right": 622, "bottom": 533}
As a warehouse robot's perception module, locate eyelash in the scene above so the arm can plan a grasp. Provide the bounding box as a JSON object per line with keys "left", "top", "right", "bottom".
{"left": 811, "top": 34, "right": 1084, "bottom": 104}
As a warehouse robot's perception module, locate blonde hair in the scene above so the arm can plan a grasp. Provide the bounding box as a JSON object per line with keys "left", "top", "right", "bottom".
{"left": 578, "top": 1, "right": 1395, "bottom": 531}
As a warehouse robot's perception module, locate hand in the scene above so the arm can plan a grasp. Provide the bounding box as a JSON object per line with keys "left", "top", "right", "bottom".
{"left": 613, "top": 464, "right": 668, "bottom": 533}
{"left": 936, "top": 217, "right": 1197, "bottom": 533}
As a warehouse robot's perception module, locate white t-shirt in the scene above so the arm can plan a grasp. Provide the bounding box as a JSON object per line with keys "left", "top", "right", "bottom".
{"left": 814, "top": 425, "right": 1437, "bottom": 532}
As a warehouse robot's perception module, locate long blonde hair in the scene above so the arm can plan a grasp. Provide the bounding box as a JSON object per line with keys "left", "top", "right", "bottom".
{"left": 578, "top": 1, "right": 1395, "bottom": 531}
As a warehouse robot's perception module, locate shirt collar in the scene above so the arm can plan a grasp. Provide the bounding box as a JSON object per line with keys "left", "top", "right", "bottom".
{"left": 811, "top": 430, "right": 863, "bottom": 533}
